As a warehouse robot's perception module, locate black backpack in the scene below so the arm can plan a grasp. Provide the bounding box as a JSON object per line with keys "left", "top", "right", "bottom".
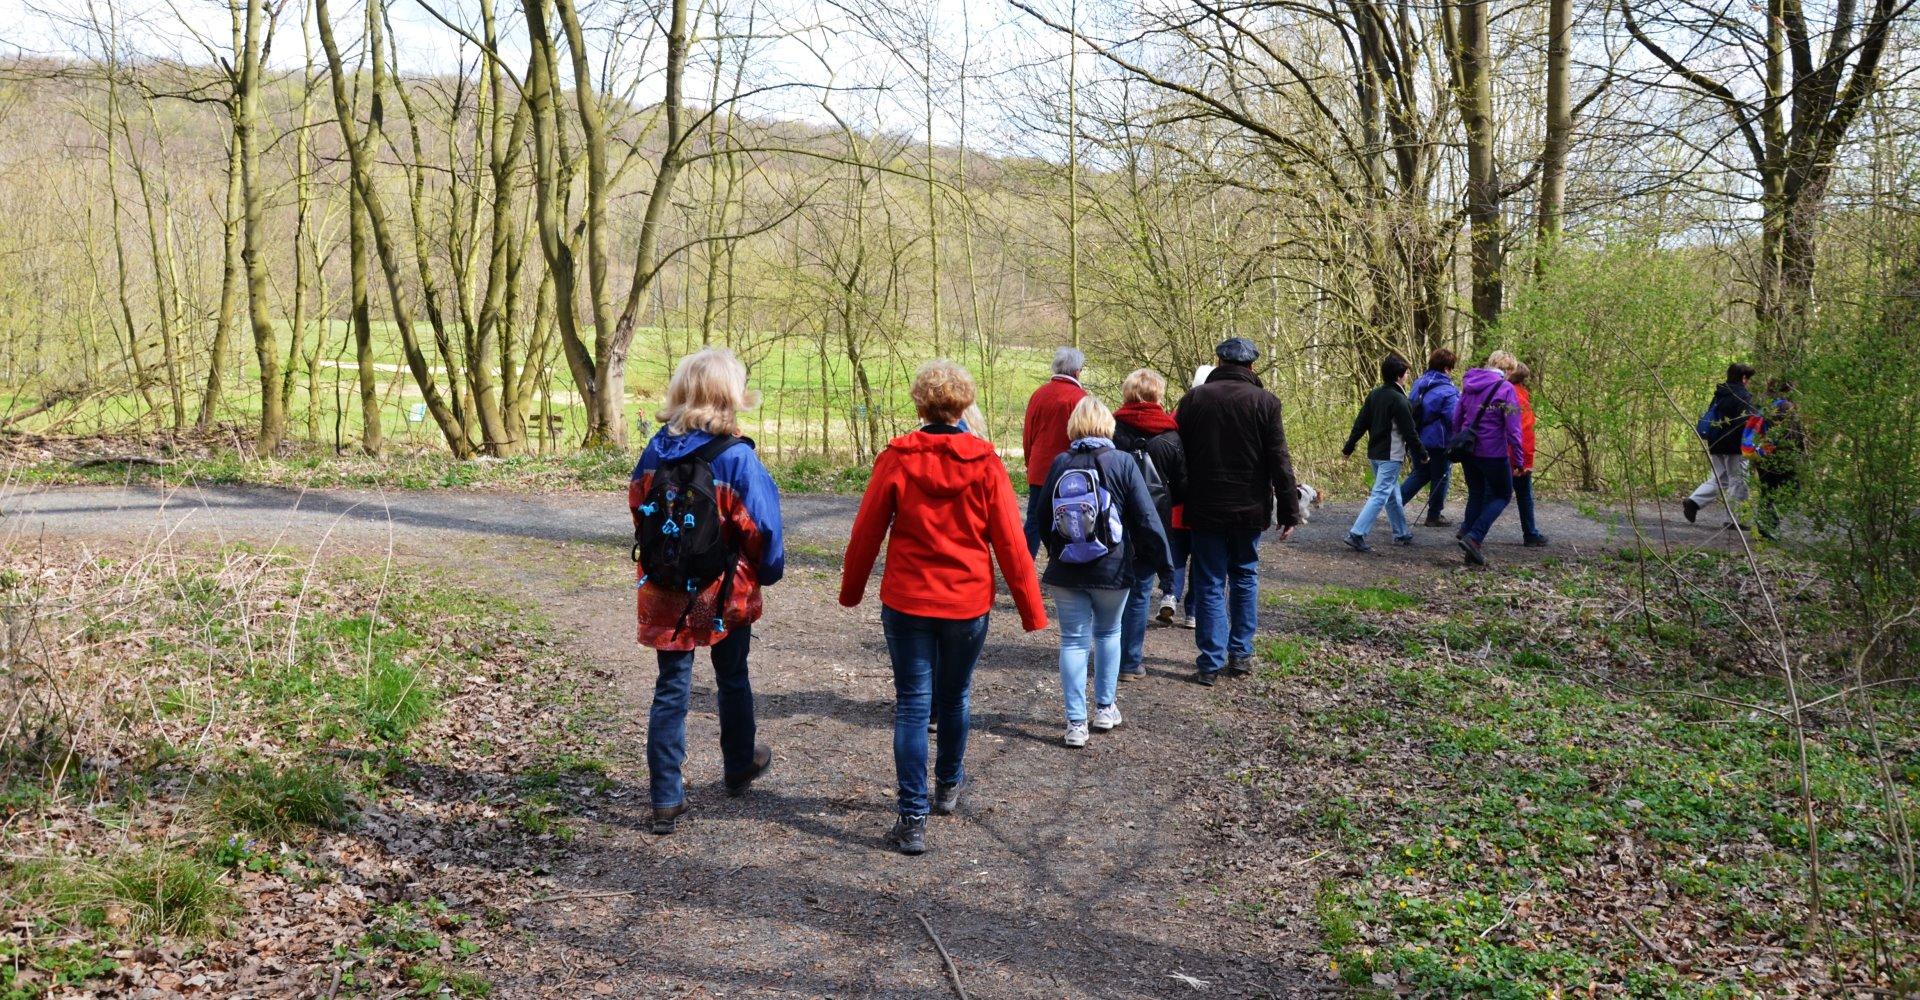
{"left": 1131, "top": 440, "right": 1172, "bottom": 524}
{"left": 632, "top": 435, "right": 747, "bottom": 634}
{"left": 1446, "top": 391, "right": 1498, "bottom": 463}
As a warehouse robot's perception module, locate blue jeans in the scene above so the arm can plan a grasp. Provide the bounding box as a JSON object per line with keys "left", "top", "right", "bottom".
{"left": 1514, "top": 471, "right": 1543, "bottom": 540}
{"left": 1051, "top": 586, "right": 1128, "bottom": 723}
{"left": 1120, "top": 572, "right": 1159, "bottom": 675}
{"left": 1400, "top": 452, "right": 1452, "bottom": 519}
{"left": 882, "top": 607, "right": 989, "bottom": 818}
{"left": 1350, "top": 459, "right": 1410, "bottom": 541}
{"left": 1189, "top": 529, "right": 1262, "bottom": 674}
{"left": 1460, "top": 457, "right": 1514, "bottom": 543}
{"left": 647, "top": 624, "right": 755, "bottom": 809}
{"left": 1164, "top": 528, "right": 1190, "bottom": 606}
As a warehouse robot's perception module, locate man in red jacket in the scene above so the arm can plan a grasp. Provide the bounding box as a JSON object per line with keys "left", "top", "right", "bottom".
{"left": 1022, "top": 347, "right": 1088, "bottom": 555}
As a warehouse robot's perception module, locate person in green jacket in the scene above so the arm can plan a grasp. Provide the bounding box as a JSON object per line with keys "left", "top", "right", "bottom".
{"left": 1341, "top": 353, "right": 1429, "bottom": 553}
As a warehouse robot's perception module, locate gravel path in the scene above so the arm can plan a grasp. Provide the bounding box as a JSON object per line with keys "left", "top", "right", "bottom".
{"left": 0, "top": 483, "right": 1741, "bottom": 998}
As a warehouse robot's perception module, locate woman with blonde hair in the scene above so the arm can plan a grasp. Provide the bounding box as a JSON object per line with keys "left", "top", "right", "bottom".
{"left": 1111, "top": 368, "right": 1190, "bottom": 677}
{"left": 841, "top": 359, "right": 1047, "bottom": 855}
{"left": 1025, "top": 396, "right": 1172, "bottom": 748}
{"left": 1450, "top": 349, "right": 1525, "bottom": 565}
{"left": 629, "top": 347, "right": 786, "bottom": 835}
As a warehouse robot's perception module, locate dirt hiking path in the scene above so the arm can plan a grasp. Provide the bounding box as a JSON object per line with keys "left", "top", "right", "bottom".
{"left": 2, "top": 485, "right": 1737, "bottom": 998}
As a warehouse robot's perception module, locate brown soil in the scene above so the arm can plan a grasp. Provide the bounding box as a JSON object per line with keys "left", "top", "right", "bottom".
{"left": 4, "top": 484, "right": 1741, "bottom": 998}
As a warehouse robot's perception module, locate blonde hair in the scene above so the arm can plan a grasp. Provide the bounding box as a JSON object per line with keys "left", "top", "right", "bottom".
{"left": 1065, "top": 395, "right": 1115, "bottom": 441}
{"left": 961, "top": 404, "right": 989, "bottom": 439}
{"left": 1487, "top": 350, "right": 1519, "bottom": 374}
{"left": 656, "top": 347, "right": 758, "bottom": 436}
{"left": 1121, "top": 368, "right": 1167, "bottom": 405}
{"left": 911, "top": 359, "right": 978, "bottom": 424}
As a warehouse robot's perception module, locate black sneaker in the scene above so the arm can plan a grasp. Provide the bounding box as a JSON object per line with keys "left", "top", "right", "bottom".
{"left": 1344, "top": 533, "right": 1373, "bottom": 554}
{"left": 1425, "top": 515, "right": 1454, "bottom": 528}
{"left": 650, "top": 802, "right": 690, "bottom": 835}
{"left": 1682, "top": 498, "right": 1701, "bottom": 523}
{"left": 1394, "top": 536, "right": 1415, "bottom": 546}
{"left": 933, "top": 780, "right": 964, "bottom": 816}
{"left": 887, "top": 815, "right": 927, "bottom": 855}
{"left": 1523, "top": 534, "right": 1549, "bottom": 547}
{"left": 1190, "top": 669, "right": 1219, "bottom": 687}
{"left": 724, "top": 745, "right": 773, "bottom": 797}
{"left": 1458, "top": 536, "right": 1487, "bottom": 566}
{"left": 1224, "top": 655, "right": 1254, "bottom": 677}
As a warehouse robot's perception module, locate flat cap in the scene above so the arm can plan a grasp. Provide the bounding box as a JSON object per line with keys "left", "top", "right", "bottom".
{"left": 1215, "top": 337, "right": 1259, "bottom": 365}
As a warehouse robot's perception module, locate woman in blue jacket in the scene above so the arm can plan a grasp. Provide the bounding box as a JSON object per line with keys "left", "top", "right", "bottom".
{"left": 1026, "top": 397, "right": 1173, "bottom": 748}
{"left": 1399, "top": 348, "right": 1460, "bottom": 526}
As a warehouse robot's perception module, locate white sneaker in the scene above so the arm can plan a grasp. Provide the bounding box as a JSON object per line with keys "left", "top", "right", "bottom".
{"left": 1063, "top": 721, "right": 1090, "bottom": 748}
{"left": 1179, "top": 614, "right": 1196, "bottom": 629}
{"left": 1091, "top": 704, "right": 1123, "bottom": 731}
{"left": 1156, "top": 595, "right": 1176, "bottom": 624}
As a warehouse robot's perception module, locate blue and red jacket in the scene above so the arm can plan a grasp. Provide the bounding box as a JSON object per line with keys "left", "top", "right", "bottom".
{"left": 628, "top": 428, "right": 785, "bottom": 651}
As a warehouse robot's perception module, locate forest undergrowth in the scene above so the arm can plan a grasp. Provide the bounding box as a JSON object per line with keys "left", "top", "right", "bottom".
{"left": 0, "top": 541, "right": 612, "bottom": 998}
{"left": 1210, "top": 551, "right": 1919, "bottom": 997}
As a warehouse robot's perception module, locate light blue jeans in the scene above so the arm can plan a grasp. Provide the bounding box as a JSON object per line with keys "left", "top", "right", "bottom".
{"left": 1050, "top": 585, "right": 1129, "bottom": 723}
{"left": 1350, "top": 459, "right": 1411, "bottom": 541}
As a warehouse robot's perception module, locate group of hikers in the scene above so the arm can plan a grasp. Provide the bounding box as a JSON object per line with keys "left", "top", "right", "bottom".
{"left": 624, "top": 339, "right": 1793, "bottom": 856}
{"left": 1339, "top": 347, "right": 1548, "bottom": 563}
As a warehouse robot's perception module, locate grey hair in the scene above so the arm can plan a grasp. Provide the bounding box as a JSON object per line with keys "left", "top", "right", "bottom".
{"left": 1051, "top": 347, "right": 1086, "bottom": 376}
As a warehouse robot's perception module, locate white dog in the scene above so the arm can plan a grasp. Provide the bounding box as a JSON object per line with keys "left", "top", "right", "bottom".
{"left": 1295, "top": 482, "right": 1322, "bottom": 524}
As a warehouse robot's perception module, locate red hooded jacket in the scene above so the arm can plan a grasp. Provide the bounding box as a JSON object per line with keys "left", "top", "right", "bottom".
{"left": 1022, "top": 375, "right": 1087, "bottom": 487}
{"left": 1515, "top": 383, "right": 1537, "bottom": 472}
{"left": 839, "top": 428, "right": 1048, "bottom": 631}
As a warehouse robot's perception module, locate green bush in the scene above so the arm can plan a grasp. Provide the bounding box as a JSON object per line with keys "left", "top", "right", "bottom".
{"left": 1500, "top": 245, "right": 1724, "bottom": 494}
{"left": 1793, "top": 278, "right": 1920, "bottom": 672}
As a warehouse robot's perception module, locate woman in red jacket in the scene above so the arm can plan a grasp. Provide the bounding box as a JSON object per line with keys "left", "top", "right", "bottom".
{"left": 841, "top": 360, "right": 1048, "bottom": 856}
{"left": 1509, "top": 362, "right": 1548, "bottom": 547}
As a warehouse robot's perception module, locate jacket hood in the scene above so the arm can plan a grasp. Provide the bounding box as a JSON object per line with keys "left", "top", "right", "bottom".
{"left": 1114, "top": 401, "right": 1178, "bottom": 435}
{"left": 1461, "top": 367, "right": 1509, "bottom": 395}
{"left": 1068, "top": 436, "right": 1115, "bottom": 452}
{"left": 884, "top": 429, "right": 1001, "bottom": 498}
{"left": 1413, "top": 370, "right": 1453, "bottom": 392}
{"left": 650, "top": 427, "right": 717, "bottom": 462}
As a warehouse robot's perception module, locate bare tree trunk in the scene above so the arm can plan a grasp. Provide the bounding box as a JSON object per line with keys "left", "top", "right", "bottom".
{"left": 236, "top": 0, "right": 286, "bottom": 456}
{"left": 1446, "top": 0, "right": 1503, "bottom": 330}
{"left": 199, "top": 121, "right": 243, "bottom": 430}
{"left": 313, "top": 0, "right": 472, "bottom": 457}
{"left": 101, "top": 49, "right": 158, "bottom": 424}
{"left": 1534, "top": 0, "right": 1572, "bottom": 269}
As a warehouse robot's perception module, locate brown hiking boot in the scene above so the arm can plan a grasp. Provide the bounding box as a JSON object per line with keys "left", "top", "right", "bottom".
{"left": 725, "top": 745, "right": 773, "bottom": 797}
{"left": 651, "top": 802, "right": 690, "bottom": 835}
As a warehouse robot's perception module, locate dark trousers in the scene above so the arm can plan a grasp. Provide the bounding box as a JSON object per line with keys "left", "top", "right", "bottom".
{"left": 1400, "top": 452, "right": 1453, "bottom": 519}
{"left": 1025, "top": 487, "right": 1044, "bottom": 557}
{"left": 1460, "top": 457, "right": 1514, "bottom": 543}
{"left": 648, "top": 624, "right": 755, "bottom": 809}
{"left": 1756, "top": 464, "right": 1795, "bottom": 535}
{"left": 1513, "top": 471, "right": 1544, "bottom": 541}
{"left": 883, "top": 607, "right": 990, "bottom": 818}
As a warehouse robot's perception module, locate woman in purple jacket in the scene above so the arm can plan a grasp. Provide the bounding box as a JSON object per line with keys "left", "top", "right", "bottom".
{"left": 1451, "top": 351, "right": 1524, "bottom": 566}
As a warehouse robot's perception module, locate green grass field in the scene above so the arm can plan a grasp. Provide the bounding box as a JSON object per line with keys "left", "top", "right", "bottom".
{"left": 4, "top": 323, "right": 1058, "bottom": 459}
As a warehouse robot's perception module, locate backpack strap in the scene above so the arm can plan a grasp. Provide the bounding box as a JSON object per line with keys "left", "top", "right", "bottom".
{"left": 690, "top": 433, "right": 744, "bottom": 464}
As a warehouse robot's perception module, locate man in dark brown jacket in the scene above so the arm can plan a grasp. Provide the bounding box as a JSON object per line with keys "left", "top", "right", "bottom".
{"left": 1175, "top": 338, "right": 1301, "bottom": 685}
